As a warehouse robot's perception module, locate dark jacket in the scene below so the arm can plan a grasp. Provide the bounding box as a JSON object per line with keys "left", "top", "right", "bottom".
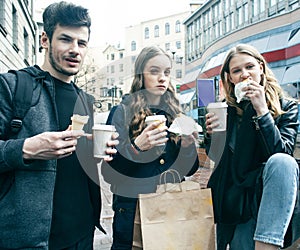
{"left": 0, "top": 66, "right": 101, "bottom": 249}
{"left": 206, "top": 99, "right": 299, "bottom": 225}
{"left": 102, "top": 98, "right": 199, "bottom": 198}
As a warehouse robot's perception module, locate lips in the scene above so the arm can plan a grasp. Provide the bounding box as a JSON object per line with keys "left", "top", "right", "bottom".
{"left": 157, "top": 85, "right": 166, "bottom": 90}
{"left": 65, "top": 57, "right": 80, "bottom": 67}
{"left": 65, "top": 57, "right": 79, "bottom": 63}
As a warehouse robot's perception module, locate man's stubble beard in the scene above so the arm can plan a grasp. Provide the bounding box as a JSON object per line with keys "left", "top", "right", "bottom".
{"left": 48, "top": 45, "right": 80, "bottom": 77}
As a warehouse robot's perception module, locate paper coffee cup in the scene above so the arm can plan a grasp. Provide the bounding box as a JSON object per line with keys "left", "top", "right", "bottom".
{"left": 93, "top": 124, "right": 116, "bottom": 158}
{"left": 207, "top": 102, "right": 228, "bottom": 131}
{"left": 145, "top": 115, "right": 166, "bottom": 128}
{"left": 145, "top": 115, "right": 166, "bottom": 146}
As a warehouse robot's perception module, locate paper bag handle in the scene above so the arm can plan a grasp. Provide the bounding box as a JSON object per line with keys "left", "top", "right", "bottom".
{"left": 159, "top": 169, "right": 182, "bottom": 185}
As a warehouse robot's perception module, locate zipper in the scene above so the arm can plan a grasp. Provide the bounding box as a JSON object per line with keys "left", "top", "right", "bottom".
{"left": 253, "top": 116, "right": 271, "bottom": 156}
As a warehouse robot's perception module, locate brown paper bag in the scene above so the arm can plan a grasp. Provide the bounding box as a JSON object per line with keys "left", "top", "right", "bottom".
{"left": 132, "top": 170, "right": 216, "bottom": 250}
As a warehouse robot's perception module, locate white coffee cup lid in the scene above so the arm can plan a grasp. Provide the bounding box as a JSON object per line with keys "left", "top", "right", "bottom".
{"left": 207, "top": 102, "right": 228, "bottom": 109}
{"left": 93, "top": 124, "right": 116, "bottom": 131}
{"left": 145, "top": 115, "right": 166, "bottom": 122}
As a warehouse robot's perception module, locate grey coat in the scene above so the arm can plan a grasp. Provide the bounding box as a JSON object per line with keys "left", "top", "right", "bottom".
{"left": 0, "top": 66, "right": 101, "bottom": 249}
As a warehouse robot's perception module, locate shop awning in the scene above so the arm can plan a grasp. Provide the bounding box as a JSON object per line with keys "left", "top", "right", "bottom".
{"left": 288, "top": 28, "right": 300, "bottom": 47}
{"left": 182, "top": 69, "right": 201, "bottom": 84}
{"left": 282, "top": 64, "right": 300, "bottom": 84}
{"left": 272, "top": 67, "right": 286, "bottom": 84}
{"left": 179, "top": 90, "right": 195, "bottom": 104}
{"left": 266, "top": 31, "right": 290, "bottom": 52}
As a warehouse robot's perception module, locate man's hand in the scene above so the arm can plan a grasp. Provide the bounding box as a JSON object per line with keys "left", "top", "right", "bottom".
{"left": 103, "top": 132, "right": 119, "bottom": 162}
{"left": 80, "top": 132, "right": 119, "bottom": 162}
{"left": 22, "top": 130, "right": 85, "bottom": 160}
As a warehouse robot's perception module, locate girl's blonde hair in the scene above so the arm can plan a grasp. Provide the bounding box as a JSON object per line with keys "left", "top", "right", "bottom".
{"left": 220, "top": 44, "right": 285, "bottom": 117}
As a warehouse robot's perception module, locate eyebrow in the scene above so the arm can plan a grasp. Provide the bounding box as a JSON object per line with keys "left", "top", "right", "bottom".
{"left": 148, "top": 66, "right": 171, "bottom": 70}
{"left": 59, "top": 33, "right": 88, "bottom": 43}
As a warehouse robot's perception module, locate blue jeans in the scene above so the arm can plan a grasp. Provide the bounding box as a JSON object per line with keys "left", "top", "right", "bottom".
{"left": 217, "top": 153, "right": 299, "bottom": 250}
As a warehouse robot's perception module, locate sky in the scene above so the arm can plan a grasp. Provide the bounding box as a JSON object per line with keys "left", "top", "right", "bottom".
{"left": 37, "top": 0, "right": 192, "bottom": 47}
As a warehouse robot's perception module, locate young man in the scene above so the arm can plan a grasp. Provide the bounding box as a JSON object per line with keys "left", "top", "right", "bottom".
{"left": 0, "top": 1, "right": 118, "bottom": 249}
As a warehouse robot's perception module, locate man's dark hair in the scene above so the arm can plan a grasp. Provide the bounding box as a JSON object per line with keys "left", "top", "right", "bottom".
{"left": 42, "top": 1, "right": 91, "bottom": 42}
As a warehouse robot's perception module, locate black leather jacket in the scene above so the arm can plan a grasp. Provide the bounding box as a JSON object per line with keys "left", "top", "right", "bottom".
{"left": 206, "top": 98, "right": 299, "bottom": 224}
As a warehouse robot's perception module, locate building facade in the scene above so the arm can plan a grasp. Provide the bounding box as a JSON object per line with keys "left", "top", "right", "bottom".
{"left": 89, "top": 11, "right": 195, "bottom": 112}
{"left": 181, "top": 0, "right": 300, "bottom": 121}
{"left": 0, "top": 0, "right": 37, "bottom": 72}
{"left": 123, "top": 11, "right": 190, "bottom": 92}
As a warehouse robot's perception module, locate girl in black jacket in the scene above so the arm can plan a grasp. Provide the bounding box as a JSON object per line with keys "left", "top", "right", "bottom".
{"left": 102, "top": 46, "right": 199, "bottom": 249}
{"left": 205, "top": 44, "right": 299, "bottom": 250}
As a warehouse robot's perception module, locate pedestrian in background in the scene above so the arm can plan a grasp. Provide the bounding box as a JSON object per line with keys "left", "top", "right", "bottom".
{"left": 0, "top": 1, "right": 118, "bottom": 249}
{"left": 102, "top": 45, "right": 199, "bottom": 249}
{"left": 205, "top": 43, "right": 299, "bottom": 249}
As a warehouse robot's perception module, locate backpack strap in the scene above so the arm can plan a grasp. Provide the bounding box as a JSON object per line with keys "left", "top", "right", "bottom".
{"left": 9, "top": 69, "right": 34, "bottom": 134}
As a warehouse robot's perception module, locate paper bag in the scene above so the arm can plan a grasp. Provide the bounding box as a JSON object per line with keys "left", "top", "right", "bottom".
{"left": 132, "top": 170, "right": 216, "bottom": 250}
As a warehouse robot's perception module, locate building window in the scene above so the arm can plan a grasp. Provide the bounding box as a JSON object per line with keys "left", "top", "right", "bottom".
{"left": 176, "top": 69, "right": 182, "bottom": 79}
{"left": 252, "top": 0, "right": 259, "bottom": 16}
{"left": 131, "top": 55, "right": 136, "bottom": 64}
{"left": 175, "top": 20, "right": 181, "bottom": 33}
{"left": 111, "top": 65, "right": 115, "bottom": 73}
{"left": 24, "top": 28, "right": 29, "bottom": 62}
{"left": 165, "top": 23, "right": 170, "bottom": 35}
{"left": 260, "top": 0, "right": 265, "bottom": 12}
{"left": 119, "top": 52, "right": 123, "bottom": 59}
{"left": 165, "top": 43, "right": 170, "bottom": 51}
{"left": 269, "top": 0, "right": 276, "bottom": 7}
{"left": 176, "top": 41, "right": 181, "bottom": 49}
{"left": 145, "top": 27, "right": 149, "bottom": 39}
{"left": 12, "top": 5, "right": 18, "bottom": 48}
{"left": 131, "top": 41, "right": 136, "bottom": 51}
{"left": 111, "top": 53, "right": 115, "bottom": 60}
{"left": 100, "top": 87, "right": 108, "bottom": 97}
{"left": 0, "top": 0, "right": 6, "bottom": 34}
{"left": 32, "top": 45, "right": 35, "bottom": 63}
{"left": 237, "top": 6, "right": 243, "bottom": 26}
{"left": 119, "top": 63, "right": 123, "bottom": 72}
{"left": 243, "top": 3, "right": 248, "bottom": 23}
{"left": 154, "top": 25, "right": 159, "bottom": 37}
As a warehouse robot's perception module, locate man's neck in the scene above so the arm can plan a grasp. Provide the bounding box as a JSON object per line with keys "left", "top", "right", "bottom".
{"left": 40, "top": 64, "right": 73, "bottom": 84}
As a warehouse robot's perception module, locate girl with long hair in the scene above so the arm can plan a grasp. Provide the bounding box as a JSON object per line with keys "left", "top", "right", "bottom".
{"left": 102, "top": 45, "right": 199, "bottom": 249}
{"left": 205, "top": 43, "right": 299, "bottom": 249}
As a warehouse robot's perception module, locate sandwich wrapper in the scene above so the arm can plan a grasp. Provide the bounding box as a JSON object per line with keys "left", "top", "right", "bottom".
{"left": 235, "top": 79, "right": 250, "bottom": 103}
{"left": 168, "top": 115, "right": 201, "bottom": 136}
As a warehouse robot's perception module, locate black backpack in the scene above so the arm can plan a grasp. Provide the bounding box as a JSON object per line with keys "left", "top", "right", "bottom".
{"left": 8, "top": 66, "right": 46, "bottom": 134}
